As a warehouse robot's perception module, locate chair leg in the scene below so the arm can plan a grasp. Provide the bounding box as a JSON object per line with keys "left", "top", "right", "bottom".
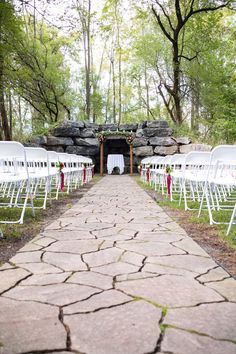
{"left": 226, "top": 203, "right": 236, "bottom": 236}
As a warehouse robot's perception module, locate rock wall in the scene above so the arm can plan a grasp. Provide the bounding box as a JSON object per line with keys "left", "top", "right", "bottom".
{"left": 30, "top": 120, "right": 212, "bottom": 172}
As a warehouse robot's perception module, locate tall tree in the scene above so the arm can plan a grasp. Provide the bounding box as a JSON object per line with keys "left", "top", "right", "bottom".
{"left": 0, "top": 0, "right": 21, "bottom": 140}
{"left": 151, "top": 0, "right": 232, "bottom": 125}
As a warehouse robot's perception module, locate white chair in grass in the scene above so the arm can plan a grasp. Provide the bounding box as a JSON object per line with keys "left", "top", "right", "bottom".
{"left": 0, "top": 141, "right": 35, "bottom": 224}
{"left": 227, "top": 203, "right": 236, "bottom": 235}
{"left": 57, "top": 152, "right": 73, "bottom": 194}
{"left": 198, "top": 145, "right": 236, "bottom": 230}
{"left": 179, "top": 151, "right": 211, "bottom": 210}
{"left": 25, "top": 147, "right": 53, "bottom": 209}
{"left": 149, "top": 156, "right": 165, "bottom": 190}
{"left": 167, "top": 153, "right": 186, "bottom": 201}
{"left": 140, "top": 157, "right": 153, "bottom": 183}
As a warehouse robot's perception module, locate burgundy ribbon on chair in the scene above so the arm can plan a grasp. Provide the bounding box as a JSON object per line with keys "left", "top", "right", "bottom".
{"left": 83, "top": 167, "right": 86, "bottom": 183}
{"left": 167, "top": 174, "right": 171, "bottom": 196}
{"left": 92, "top": 166, "right": 94, "bottom": 178}
{"left": 146, "top": 167, "right": 150, "bottom": 183}
{"left": 60, "top": 171, "right": 65, "bottom": 192}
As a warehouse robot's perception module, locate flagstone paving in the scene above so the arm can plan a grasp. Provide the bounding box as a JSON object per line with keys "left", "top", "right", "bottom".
{"left": 0, "top": 175, "right": 236, "bottom": 354}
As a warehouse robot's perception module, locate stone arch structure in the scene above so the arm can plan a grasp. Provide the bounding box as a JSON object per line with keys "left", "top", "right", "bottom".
{"left": 97, "top": 132, "right": 134, "bottom": 176}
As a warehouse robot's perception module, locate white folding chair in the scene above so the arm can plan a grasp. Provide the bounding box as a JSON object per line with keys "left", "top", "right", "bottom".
{"left": 0, "top": 141, "right": 35, "bottom": 224}
{"left": 198, "top": 145, "right": 236, "bottom": 227}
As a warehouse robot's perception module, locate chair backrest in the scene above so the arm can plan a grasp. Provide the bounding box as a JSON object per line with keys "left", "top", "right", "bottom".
{"left": 0, "top": 141, "right": 26, "bottom": 159}
{"left": 0, "top": 141, "right": 28, "bottom": 176}
{"left": 185, "top": 151, "right": 211, "bottom": 166}
{"left": 210, "top": 145, "right": 236, "bottom": 165}
{"left": 48, "top": 151, "right": 59, "bottom": 163}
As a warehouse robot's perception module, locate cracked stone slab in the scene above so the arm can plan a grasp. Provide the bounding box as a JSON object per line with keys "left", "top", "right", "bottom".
{"left": 20, "top": 272, "right": 71, "bottom": 286}
{"left": 115, "top": 223, "right": 163, "bottom": 232}
{"left": 116, "top": 275, "right": 223, "bottom": 307}
{"left": 91, "top": 227, "right": 123, "bottom": 238}
{"left": 45, "top": 239, "right": 101, "bottom": 254}
{"left": 60, "top": 222, "right": 115, "bottom": 231}
{"left": 99, "top": 240, "right": 114, "bottom": 249}
{"left": 120, "top": 251, "right": 145, "bottom": 266}
{"left": 18, "top": 262, "right": 63, "bottom": 274}
{"left": 41, "top": 230, "right": 95, "bottom": 240}
{"left": 116, "top": 272, "right": 157, "bottom": 282}
{"left": 92, "top": 262, "right": 139, "bottom": 277}
{"left": 83, "top": 247, "right": 124, "bottom": 267}
{"left": 117, "top": 240, "right": 186, "bottom": 256}
{"left": 136, "top": 231, "right": 185, "bottom": 243}
{"left": 164, "top": 302, "right": 236, "bottom": 341}
{"left": 197, "top": 267, "right": 230, "bottom": 283}
{"left": 44, "top": 252, "right": 87, "bottom": 271}
{"left": 0, "top": 297, "right": 65, "bottom": 354}
{"left": 172, "top": 238, "right": 210, "bottom": 257}
{"left": 65, "top": 300, "right": 161, "bottom": 354}
{"left": 31, "top": 236, "right": 57, "bottom": 247}
{"left": 206, "top": 278, "right": 236, "bottom": 301}
{"left": 155, "top": 221, "right": 188, "bottom": 234}
{"left": 162, "top": 328, "right": 236, "bottom": 354}
{"left": 146, "top": 254, "right": 217, "bottom": 274}
{"left": 64, "top": 289, "right": 132, "bottom": 314}
{"left": 67, "top": 271, "right": 113, "bottom": 290}
{"left": 4, "top": 283, "right": 100, "bottom": 306}
{"left": 17, "top": 242, "right": 43, "bottom": 252}
{"left": 143, "top": 262, "right": 198, "bottom": 277}
{"left": 10, "top": 251, "right": 43, "bottom": 264}
{"left": 0, "top": 263, "right": 15, "bottom": 271}
{"left": 0, "top": 268, "right": 30, "bottom": 293}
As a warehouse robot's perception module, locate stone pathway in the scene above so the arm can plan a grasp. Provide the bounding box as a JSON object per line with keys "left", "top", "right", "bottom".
{"left": 0, "top": 175, "right": 236, "bottom": 354}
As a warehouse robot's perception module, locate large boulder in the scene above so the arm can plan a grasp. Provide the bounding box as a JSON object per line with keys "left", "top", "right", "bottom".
{"left": 138, "top": 121, "right": 147, "bottom": 129}
{"left": 136, "top": 129, "right": 144, "bottom": 138}
{"left": 149, "top": 137, "right": 176, "bottom": 146}
{"left": 133, "top": 146, "right": 153, "bottom": 157}
{"left": 180, "top": 144, "right": 212, "bottom": 154}
{"left": 66, "top": 145, "right": 99, "bottom": 156}
{"left": 143, "top": 128, "right": 173, "bottom": 137}
{"left": 84, "top": 121, "right": 99, "bottom": 131}
{"left": 99, "top": 124, "right": 118, "bottom": 131}
{"left": 154, "top": 145, "right": 178, "bottom": 156}
{"left": 51, "top": 121, "right": 83, "bottom": 137}
{"left": 80, "top": 129, "right": 96, "bottom": 138}
{"left": 146, "top": 120, "right": 169, "bottom": 128}
{"left": 119, "top": 124, "right": 138, "bottom": 131}
{"left": 31, "top": 136, "right": 47, "bottom": 145}
{"left": 46, "top": 136, "right": 74, "bottom": 146}
{"left": 174, "top": 137, "right": 191, "bottom": 145}
{"left": 45, "top": 146, "right": 64, "bottom": 153}
{"left": 132, "top": 138, "right": 148, "bottom": 147}
{"left": 74, "top": 138, "right": 99, "bottom": 147}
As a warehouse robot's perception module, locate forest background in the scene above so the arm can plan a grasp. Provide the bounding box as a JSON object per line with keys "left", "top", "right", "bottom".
{"left": 0, "top": 0, "right": 236, "bottom": 144}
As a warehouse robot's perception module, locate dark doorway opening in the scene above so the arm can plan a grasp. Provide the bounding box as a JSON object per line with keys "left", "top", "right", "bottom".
{"left": 103, "top": 137, "right": 130, "bottom": 174}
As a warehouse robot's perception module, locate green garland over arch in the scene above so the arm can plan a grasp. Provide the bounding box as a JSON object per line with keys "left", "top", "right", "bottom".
{"left": 97, "top": 131, "right": 135, "bottom": 145}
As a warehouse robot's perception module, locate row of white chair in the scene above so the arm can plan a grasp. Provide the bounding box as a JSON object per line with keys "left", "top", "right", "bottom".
{"left": 140, "top": 145, "right": 236, "bottom": 235}
{"left": 0, "top": 141, "right": 94, "bottom": 225}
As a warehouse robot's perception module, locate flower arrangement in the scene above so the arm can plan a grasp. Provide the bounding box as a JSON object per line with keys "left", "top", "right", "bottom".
{"left": 165, "top": 165, "right": 172, "bottom": 175}
{"left": 56, "top": 162, "right": 64, "bottom": 171}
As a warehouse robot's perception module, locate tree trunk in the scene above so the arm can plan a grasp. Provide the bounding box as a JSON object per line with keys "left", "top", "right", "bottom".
{"left": 86, "top": 0, "right": 91, "bottom": 121}
{"left": 172, "top": 41, "right": 182, "bottom": 125}
{"left": 8, "top": 89, "right": 13, "bottom": 139}
{"left": 111, "top": 56, "right": 116, "bottom": 123}
{"left": 0, "top": 55, "right": 11, "bottom": 140}
{"left": 144, "top": 62, "right": 150, "bottom": 119}
{"left": 18, "top": 95, "right": 23, "bottom": 136}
